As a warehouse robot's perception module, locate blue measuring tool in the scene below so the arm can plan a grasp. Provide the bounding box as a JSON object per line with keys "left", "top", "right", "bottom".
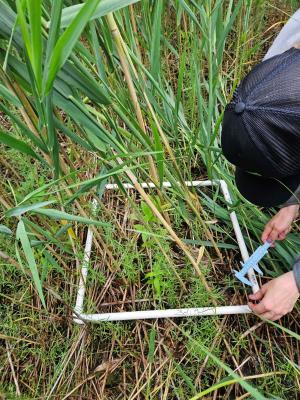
{"left": 234, "top": 241, "right": 272, "bottom": 286}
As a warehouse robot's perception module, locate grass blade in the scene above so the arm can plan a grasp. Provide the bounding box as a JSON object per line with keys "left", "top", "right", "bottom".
{"left": 6, "top": 200, "right": 56, "bottom": 218}
{"left": 32, "top": 208, "right": 110, "bottom": 227}
{"left": 15, "top": 0, "right": 32, "bottom": 61}
{"left": 16, "top": 219, "right": 46, "bottom": 308}
{"left": 0, "top": 84, "right": 21, "bottom": 107}
{"left": 27, "top": 0, "right": 42, "bottom": 95}
{"left": 43, "top": 0, "right": 62, "bottom": 176}
{"left": 150, "top": 0, "right": 163, "bottom": 81}
{"left": 0, "top": 225, "right": 12, "bottom": 235}
{"left": 44, "top": 0, "right": 100, "bottom": 95}
{"left": 59, "top": 0, "right": 141, "bottom": 28}
{"left": 179, "top": 328, "right": 266, "bottom": 400}
{"left": 0, "top": 130, "right": 42, "bottom": 161}
{"left": 44, "top": 0, "right": 63, "bottom": 71}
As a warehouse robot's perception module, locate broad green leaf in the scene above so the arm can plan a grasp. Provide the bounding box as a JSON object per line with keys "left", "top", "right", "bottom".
{"left": 0, "top": 224, "right": 12, "bottom": 235}
{"left": 59, "top": 0, "right": 141, "bottom": 28}
{"left": 15, "top": 0, "right": 32, "bottom": 60}
{"left": 44, "top": 0, "right": 101, "bottom": 95}
{"left": 16, "top": 219, "right": 46, "bottom": 308}
{"left": 150, "top": 0, "right": 163, "bottom": 81}
{"left": 27, "top": 0, "right": 42, "bottom": 94}
{"left": 6, "top": 200, "right": 56, "bottom": 217}
{"left": 44, "top": 0, "right": 63, "bottom": 71}
{"left": 90, "top": 21, "right": 107, "bottom": 83}
{"left": 60, "top": 57, "right": 110, "bottom": 104}
{"left": 32, "top": 207, "right": 110, "bottom": 227}
{"left": 86, "top": 129, "right": 106, "bottom": 152}
{"left": 0, "top": 84, "right": 21, "bottom": 107}
{"left": 3, "top": 8, "right": 18, "bottom": 71}
{"left": 0, "top": 130, "right": 42, "bottom": 161}
{"left": 54, "top": 93, "right": 115, "bottom": 149}
{"left": 43, "top": 0, "right": 63, "bottom": 177}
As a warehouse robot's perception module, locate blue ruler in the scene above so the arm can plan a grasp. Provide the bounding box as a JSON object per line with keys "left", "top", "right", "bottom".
{"left": 234, "top": 241, "right": 272, "bottom": 286}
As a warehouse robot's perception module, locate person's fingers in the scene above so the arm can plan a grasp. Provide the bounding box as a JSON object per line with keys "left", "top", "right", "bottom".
{"left": 248, "top": 301, "right": 268, "bottom": 314}
{"left": 268, "top": 228, "right": 280, "bottom": 242}
{"left": 261, "top": 223, "right": 280, "bottom": 242}
{"left": 261, "top": 225, "right": 272, "bottom": 242}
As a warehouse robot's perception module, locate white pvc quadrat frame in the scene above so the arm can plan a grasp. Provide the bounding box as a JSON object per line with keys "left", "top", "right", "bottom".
{"left": 73, "top": 180, "right": 259, "bottom": 324}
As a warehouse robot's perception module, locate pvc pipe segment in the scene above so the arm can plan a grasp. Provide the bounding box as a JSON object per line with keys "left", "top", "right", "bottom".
{"left": 74, "top": 305, "right": 251, "bottom": 324}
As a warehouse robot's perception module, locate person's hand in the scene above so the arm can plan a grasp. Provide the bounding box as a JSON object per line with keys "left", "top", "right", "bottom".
{"left": 261, "top": 204, "right": 299, "bottom": 242}
{"left": 248, "top": 271, "right": 299, "bottom": 321}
